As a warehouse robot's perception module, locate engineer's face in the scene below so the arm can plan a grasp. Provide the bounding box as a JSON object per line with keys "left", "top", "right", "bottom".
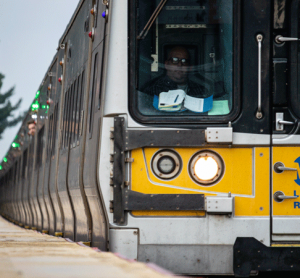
{"left": 165, "top": 47, "right": 190, "bottom": 85}
{"left": 28, "top": 123, "right": 36, "bottom": 136}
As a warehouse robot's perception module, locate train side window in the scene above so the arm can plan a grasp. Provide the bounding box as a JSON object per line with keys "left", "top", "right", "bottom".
{"left": 75, "top": 73, "right": 82, "bottom": 142}
{"left": 17, "top": 157, "right": 21, "bottom": 183}
{"left": 69, "top": 80, "right": 76, "bottom": 147}
{"left": 70, "top": 80, "right": 76, "bottom": 147}
{"left": 68, "top": 84, "right": 74, "bottom": 148}
{"left": 48, "top": 114, "right": 53, "bottom": 159}
{"left": 52, "top": 103, "right": 59, "bottom": 156}
{"left": 65, "top": 88, "right": 72, "bottom": 149}
{"left": 89, "top": 53, "right": 99, "bottom": 137}
{"left": 64, "top": 89, "right": 69, "bottom": 149}
{"left": 36, "top": 126, "right": 45, "bottom": 167}
{"left": 13, "top": 161, "right": 18, "bottom": 186}
{"left": 77, "top": 71, "right": 85, "bottom": 142}
{"left": 72, "top": 76, "right": 80, "bottom": 146}
{"left": 61, "top": 92, "right": 68, "bottom": 149}
{"left": 130, "top": 0, "right": 235, "bottom": 123}
{"left": 22, "top": 149, "right": 28, "bottom": 179}
{"left": 28, "top": 141, "right": 34, "bottom": 174}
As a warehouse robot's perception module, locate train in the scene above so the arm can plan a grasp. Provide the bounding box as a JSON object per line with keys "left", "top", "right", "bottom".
{"left": 1, "top": 0, "right": 300, "bottom": 276}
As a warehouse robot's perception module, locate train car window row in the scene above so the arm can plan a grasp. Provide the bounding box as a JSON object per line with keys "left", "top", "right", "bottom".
{"left": 61, "top": 71, "right": 85, "bottom": 150}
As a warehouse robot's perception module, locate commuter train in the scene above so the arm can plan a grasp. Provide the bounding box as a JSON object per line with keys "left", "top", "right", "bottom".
{"left": 1, "top": 0, "right": 300, "bottom": 276}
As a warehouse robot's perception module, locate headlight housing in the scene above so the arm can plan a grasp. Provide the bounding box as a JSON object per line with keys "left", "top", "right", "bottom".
{"left": 189, "top": 150, "right": 224, "bottom": 185}
{"left": 151, "top": 149, "right": 182, "bottom": 180}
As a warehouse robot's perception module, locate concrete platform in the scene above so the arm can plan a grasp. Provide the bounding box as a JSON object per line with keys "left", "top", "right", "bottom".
{"left": 0, "top": 217, "right": 176, "bottom": 278}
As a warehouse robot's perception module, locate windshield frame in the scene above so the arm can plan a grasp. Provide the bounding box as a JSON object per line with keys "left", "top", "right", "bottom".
{"left": 128, "top": 0, "right": 241, "bottom": 126}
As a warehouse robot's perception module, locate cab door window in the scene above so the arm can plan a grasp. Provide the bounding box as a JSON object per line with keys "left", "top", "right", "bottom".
{"left": 130, "top": 0, "right": 236, "bottom": 123}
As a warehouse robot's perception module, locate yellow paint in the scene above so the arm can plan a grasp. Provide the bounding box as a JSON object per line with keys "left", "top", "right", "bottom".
{"left": 273, "top": 147, "right": 300, "bottom": 216}
{"left": 131, "top": 147, "right": 270, "bottom": 216}
{"left": 82, "top": 242, "right": 91, "bottom": 247}
{"left": 235, "top": 148, "right": 269, "bottom": 216}
{"left": 55, "top": 232, "right": 63, "bottom": 237}
{"left": 272, "top": 244, "right": 300, "bottom": 247}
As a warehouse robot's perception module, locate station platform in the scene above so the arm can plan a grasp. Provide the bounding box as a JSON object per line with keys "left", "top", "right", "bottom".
{"left": 0, "top": 217, "right": 176, "bottom": 278}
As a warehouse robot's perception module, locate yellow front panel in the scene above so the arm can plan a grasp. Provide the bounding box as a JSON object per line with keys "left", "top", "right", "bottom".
{"left": 131, "top": 147, "right": 270, "bottom": 217}
{"left": 273, "top": 147, "right": 300, "bottom": 216}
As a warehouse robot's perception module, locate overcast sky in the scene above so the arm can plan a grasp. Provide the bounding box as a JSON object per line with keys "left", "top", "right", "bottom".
{"left": 0, "top": 0, "right": 80, "bottom": 160}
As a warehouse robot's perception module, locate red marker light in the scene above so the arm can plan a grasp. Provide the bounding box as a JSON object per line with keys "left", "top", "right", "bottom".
{"left": 88, "top": 28, "right": 95, "bottom": 40}
{"left": 90, "top": 8, "right": 94, "bottom": 15}
{"left": 47, "top": 98, "right": 53, "bottom": 105}
{"left": 58, "top": 77, "right": 62, "bottom": 83}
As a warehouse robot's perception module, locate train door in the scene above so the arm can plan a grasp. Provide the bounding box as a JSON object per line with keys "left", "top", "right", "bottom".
{"left": 272, "top": 0, "right": 300, "bottom": 240}
{"left": 56, "top": 51, "right": 76, "bottom": 240}
{"left": 24, "top": 142, "right": 34, "bottom": 229}
{"left": 36, "top": 83, "right": 50, "bottom": 233}
{"left": 21, "top": 149, "right": 29, "bottom": 227}
{"left": 58, "top": 0, "right": 94, "bottom": 243}
{"left": 83, "top": 0, "right": 109, "bottom": 250}
{"left": 50, "top": 50, "right": 65, "bottom": 236}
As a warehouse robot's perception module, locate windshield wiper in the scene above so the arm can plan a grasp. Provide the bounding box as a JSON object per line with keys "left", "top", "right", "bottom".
{"left": 137, "top": 0, "right": 169, "bottom": 40}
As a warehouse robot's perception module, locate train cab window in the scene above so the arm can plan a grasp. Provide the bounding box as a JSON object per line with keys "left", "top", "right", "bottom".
{"left": 131, "top": 0, "right": 235, "bottom": 122}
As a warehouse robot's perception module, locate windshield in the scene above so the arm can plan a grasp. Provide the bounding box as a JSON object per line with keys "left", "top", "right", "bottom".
{"left": 133, "top": 0, "right": 233, "bottom": 118}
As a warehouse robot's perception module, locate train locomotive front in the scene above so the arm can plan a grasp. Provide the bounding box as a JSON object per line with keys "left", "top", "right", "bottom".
{"left": 2, "top": 0, "right": 300, "bottom": 276}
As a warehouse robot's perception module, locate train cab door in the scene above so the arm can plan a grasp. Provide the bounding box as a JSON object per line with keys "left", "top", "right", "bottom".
{"left": 82, "top": 0, "right": 109, "bottom": 250}
{"left": 271, "top": 0, "right": 300, "bottom": 240}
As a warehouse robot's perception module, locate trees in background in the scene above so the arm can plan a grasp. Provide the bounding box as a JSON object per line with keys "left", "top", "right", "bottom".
{"left": 0, "top": 73, "right": 24, "bottom": 139}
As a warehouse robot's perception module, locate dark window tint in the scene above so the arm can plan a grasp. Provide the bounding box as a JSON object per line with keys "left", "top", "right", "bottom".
{"left": 78, "top": 71, "right": 85, "bottom": 142}
{"left": 72, "top": 77, "right": 79, "bottom": 146}
{"left": 62, "top": 92, "right": 68, "bottom": 149}
{"left": 36, "top": 126, "right": 45, "bottom": 167}
{"left": 89, "top": 53, "right": 99, "bottom": 135}
{"left": 48, "top": 113, "right": 54, "bottom": 159}
{"left": 52, "top": 103, "right": 59, "bottom": 155}
{"left": 22, "top": 149, "right": 28, "bottom": 179}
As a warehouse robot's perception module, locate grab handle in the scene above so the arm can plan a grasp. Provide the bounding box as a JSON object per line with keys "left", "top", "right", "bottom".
{"left": 256, "top": 34, "right": 263, "bottom": 119}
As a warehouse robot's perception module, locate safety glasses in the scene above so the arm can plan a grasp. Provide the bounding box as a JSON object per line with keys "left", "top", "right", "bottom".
{"left": 169, "top": 57, "right": 190, "bottom": 65}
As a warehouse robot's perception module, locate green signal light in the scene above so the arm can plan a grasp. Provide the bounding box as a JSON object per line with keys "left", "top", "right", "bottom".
{"left": 3, "top": 157, "right": 7, "bottom": 163}
{"left": 0, "top": 165, "right": 2, "bottom": 170}
{"left": 31, "top": 100, "right": 40, "bottom": 111}
{"left": 12, "top": 142, "right": 20, "bottom": 148}
{"left": 42, "top": 105, "right": 46, "bottom": 109}
{"left": 35, "top": 91, "right": 40, "bottom": 99}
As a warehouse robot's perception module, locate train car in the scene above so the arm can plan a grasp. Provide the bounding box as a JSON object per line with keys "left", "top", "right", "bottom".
{"left": 1, "top": 0, "right": 300, "bottom": 276}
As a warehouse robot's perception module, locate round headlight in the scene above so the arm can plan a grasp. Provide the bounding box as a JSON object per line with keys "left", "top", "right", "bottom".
{"left": 157, "top": 156, "right": 176, "bottom": 174}
{"left": 189, "top": 150, "right": 224, "bottom": 185}
{"left": 152, "top": 150, "right": 182, "bottom": 180}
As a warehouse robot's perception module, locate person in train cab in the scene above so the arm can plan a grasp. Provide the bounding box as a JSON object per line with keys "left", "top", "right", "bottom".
{"left": 144, "top": 46, "right": 207, "bottom": 98}
{"left": 27, "top": 119, "right": 36, "bottom": 136}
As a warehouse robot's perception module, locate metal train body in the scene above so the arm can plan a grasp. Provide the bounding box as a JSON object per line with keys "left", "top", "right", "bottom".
{"left": 1, "top": 0, "right": 300, "bottom": 276}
